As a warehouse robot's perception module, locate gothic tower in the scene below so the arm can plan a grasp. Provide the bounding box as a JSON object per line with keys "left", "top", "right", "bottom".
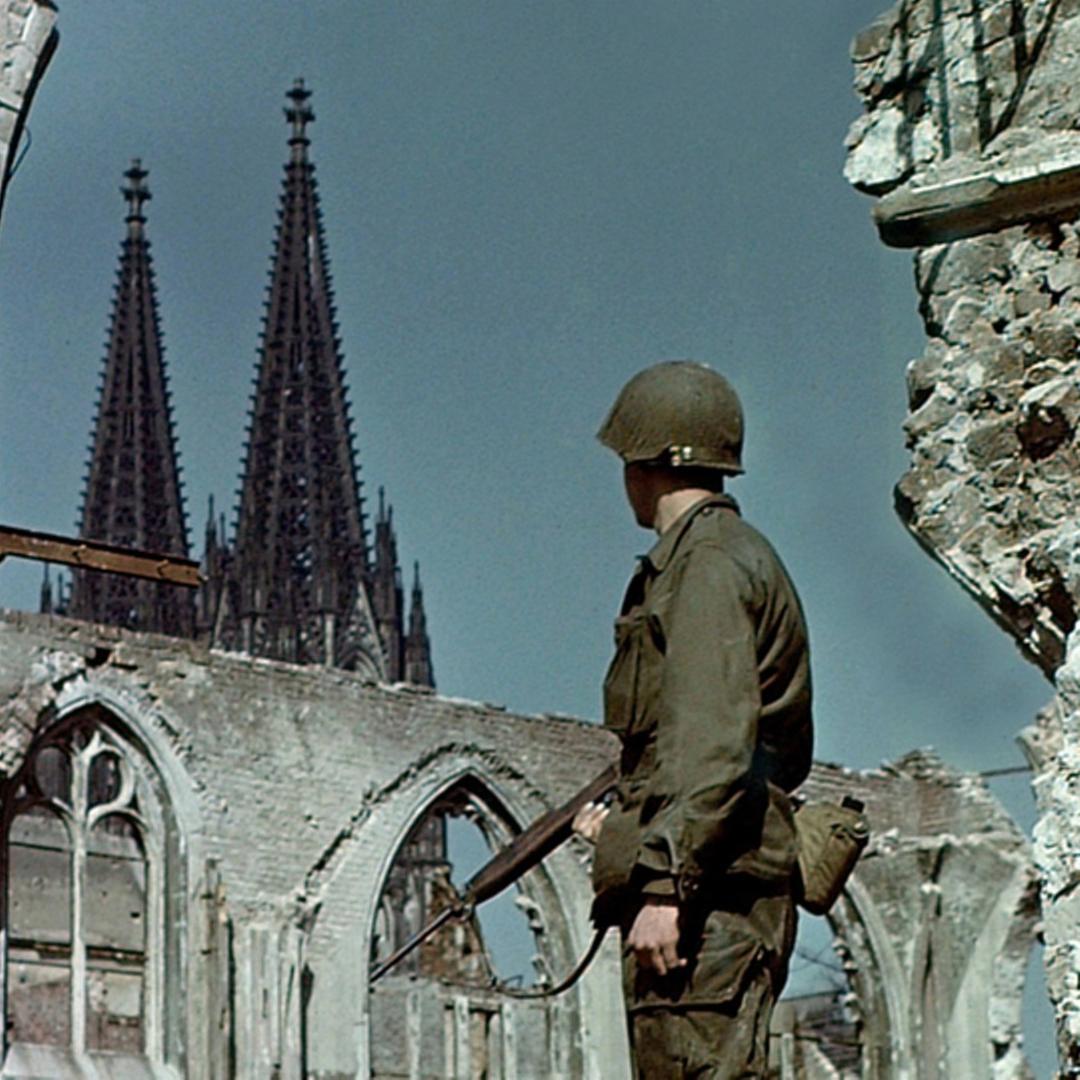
{"left": 67, "top": 161, "right": 193, "bottom": 636}
{"left": 206, "top": 81, "right": 433, "bottom": 685}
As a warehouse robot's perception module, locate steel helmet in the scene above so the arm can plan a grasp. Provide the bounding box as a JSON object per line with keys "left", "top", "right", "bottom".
{"left": 597, "top": 360, "right": 744, "bottom": 475}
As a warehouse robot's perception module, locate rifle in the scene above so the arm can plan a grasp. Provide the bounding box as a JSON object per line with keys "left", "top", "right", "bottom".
{"left": 370, "top": 761, "right": 618, "bottom": 984}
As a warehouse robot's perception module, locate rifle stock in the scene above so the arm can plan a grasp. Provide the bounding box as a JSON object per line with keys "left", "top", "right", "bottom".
{"left": 370, "top": 761, "right": 618, "bottom": 983}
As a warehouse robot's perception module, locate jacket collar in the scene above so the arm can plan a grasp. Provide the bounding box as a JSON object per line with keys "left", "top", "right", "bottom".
{"left": 643, "top": 493, "right": 740, "bottom": 574}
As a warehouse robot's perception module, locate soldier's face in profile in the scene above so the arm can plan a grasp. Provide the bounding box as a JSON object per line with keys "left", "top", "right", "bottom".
{"left": 623, "top": 462, "right": 658, "bottom": 529}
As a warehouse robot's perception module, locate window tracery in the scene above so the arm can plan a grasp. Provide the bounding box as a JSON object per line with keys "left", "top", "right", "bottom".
{"left": 2, "top": 715, "right": 171, "bottom": 1072}
{"left": 368, "top": 778, "right": 582, "bottom": 1079}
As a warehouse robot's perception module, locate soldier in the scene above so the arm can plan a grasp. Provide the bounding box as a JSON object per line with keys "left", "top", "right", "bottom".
{"left": 577, "top": 361, "right": 813, "bottom": 1078}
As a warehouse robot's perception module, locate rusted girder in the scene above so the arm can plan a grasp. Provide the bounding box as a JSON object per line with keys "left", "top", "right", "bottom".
{"left": 0, "top": 523, "right": 200, "bottom": 587}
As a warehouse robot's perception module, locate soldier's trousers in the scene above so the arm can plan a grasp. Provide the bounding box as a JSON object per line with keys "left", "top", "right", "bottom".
{"left": 627, "top": 967, "right": 774, "bottom": 1079}
{"left": 621, "top": 884, "right": 795, "bottom": 1079}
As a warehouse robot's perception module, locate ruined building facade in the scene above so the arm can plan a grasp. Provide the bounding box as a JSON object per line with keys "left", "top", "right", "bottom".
{"left": 844, "top": 0, "right": 1080, "bottom": 1066}
{"left": 0, "top": 2, "right": 1058, "bottom": 1074}
{"left": 0, "top": 0, "right": 55, "bottom": 231}
{"left": 0, "top": 612, "right": 1041, "bottom": 1077}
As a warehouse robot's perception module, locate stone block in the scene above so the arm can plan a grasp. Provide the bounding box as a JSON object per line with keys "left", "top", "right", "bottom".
{"left": 966, "top": 416, "right": 1020, "bottom": 467}
{"left": 844, "top": 105, "right": 911, "bottom": 194}
{"left": 851, "top": 8, "right": 899, "bottom": 62}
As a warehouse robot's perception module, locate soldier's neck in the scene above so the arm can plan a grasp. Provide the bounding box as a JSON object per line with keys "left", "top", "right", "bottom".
{"left": 652, "top": 489, "right": 715, "bottom": 535}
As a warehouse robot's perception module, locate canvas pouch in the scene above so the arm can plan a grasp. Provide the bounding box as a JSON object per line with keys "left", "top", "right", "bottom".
{"left": 793, "top": 797, "right": 869, "bottom": 915}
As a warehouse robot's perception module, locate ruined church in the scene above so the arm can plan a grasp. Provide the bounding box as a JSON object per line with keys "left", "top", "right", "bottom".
{"left": 0, "top": 1, "right": 1072, "bottom": 1076}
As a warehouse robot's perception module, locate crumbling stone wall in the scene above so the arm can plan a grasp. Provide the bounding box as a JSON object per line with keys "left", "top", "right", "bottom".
{"left": 845, "top": 0, "right": 1080, "bottom": 1068}
{"left": 0, "top": 612, "right": 625, "bottom": 1079}
{"left": 0, "top": 0, "right": 56, "bottom": 225}
{"left": 0, "top": 612, "right": 1037, "bottom": 1077}
{"left": 807, "top": 753, "right": 1037, "bottom": 1079}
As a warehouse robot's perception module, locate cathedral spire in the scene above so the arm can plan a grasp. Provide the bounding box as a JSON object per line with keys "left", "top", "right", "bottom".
{"left": 67, "top": 160, "right": 193, "bottom": 636}
{"left": 404, "top": 561, "right": 434, "bottom": 688}
{"left": 216, "top": 82, "right": 379, "bottom": 673}
{"left": 39, "top": 564, "right": 53, "bottom": 616}
{"left": 123, "top": 158, "right": 150, "bottom": 232}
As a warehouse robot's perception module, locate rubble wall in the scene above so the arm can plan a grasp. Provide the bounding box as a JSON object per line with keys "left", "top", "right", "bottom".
{"left": 0, "top": 612, "right": 1037, "bottom": 1077}
{"left": 845, "top": 0, "right": 1080, "bottom": 1067}
{"left": 0, "top": 612, "right": 625, "bottom": 1078}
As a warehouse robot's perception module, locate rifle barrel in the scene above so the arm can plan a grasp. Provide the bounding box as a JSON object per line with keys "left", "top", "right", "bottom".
{"left": 368, "top": 762, "right": 618, "bottom": 984}
{"left": 370, "top": 906, "right": 457, "bottom": 984}
{"left": 463, "top": 763, "right": 618, "bottom": 906}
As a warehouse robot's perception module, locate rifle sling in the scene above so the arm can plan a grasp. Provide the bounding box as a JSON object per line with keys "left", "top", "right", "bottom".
{"left": 490, "top": 926, "right": 607, "bottom": 1000}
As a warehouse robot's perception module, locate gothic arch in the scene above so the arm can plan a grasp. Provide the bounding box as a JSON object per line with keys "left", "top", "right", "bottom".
{"left": 362, "top": 760, "right": 589, "bottom": 1078}
{"left": 819, "top": 845, "right": 1036, "bottom": 1079}
{"left": 373, "top": 766, "right": 580, "bottom": 977}
{"left": 300, "top": 747, "right": 625, "bottom": 1079}
{"left": 50, "top": 683, "right": 204, "bottom": 846}
{"left": 0, "top": 690, "right": 199, "bottom": 1077}
{"left": 829, "top": 874, "right": 912, "bottom": 1079}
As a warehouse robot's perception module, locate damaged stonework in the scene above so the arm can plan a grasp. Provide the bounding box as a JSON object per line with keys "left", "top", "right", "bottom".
{"left": 0, "top": 612, "right": 626, "bottom": 1079}
{"left": 0, "top": 0, "right": 57, "bottom": 226}
{"left": 845, "top": 0, "right": 1080, "bottom": 1067}
{"left": 0, "top": 646, "right": 82, "bottom": 775}
{"left": 804, "top": 752, "right": 1038, "bottom": 1080}
{"left": 0, "top": 613, "right": 1037, "bottom": 1077}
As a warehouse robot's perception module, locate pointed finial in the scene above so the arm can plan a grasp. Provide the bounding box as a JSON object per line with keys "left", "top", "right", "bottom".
{"left": 40, "top": 564, "right": 53, "bottom": 615}
{"left": 122, "top": 158, "right": 151, "bottom": 229}
{"left": 412, "top": 560, "right": 422, "bottom": 595}
{"left": 285, "top": 78, "right": 314, "bottom": 159}
{"left": 205, "top": 494, "right": 217, "bottom": 544}
{"left": 378, "top": 485, "right": 386, "bottom": 522}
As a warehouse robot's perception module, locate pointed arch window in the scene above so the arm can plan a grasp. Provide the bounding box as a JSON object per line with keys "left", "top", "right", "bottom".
{"left": 2, "top": 713, "right": 176, "bottom": 1074}
{"left": 368, "top": 778, "right": 584, "bottom": 1079}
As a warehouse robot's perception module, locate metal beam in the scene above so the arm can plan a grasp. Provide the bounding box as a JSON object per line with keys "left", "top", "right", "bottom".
{"left": 0, "top": 524, "right": 200, "bottom": 587}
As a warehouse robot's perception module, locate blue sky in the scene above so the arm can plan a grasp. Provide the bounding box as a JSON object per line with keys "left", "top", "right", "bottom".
{"left": 0, "top": 2, "right": 1055, "bottom": 1067}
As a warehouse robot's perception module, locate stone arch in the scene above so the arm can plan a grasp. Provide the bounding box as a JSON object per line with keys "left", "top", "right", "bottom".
{"left": 805, "top": 835, "right": 1038, "bottom": 1079}
{"left": 829, "top": 874, "right": 913, "bottom": 1079}
{"left": 50, "top": 680, "right": 203, "bottom": 848}
{"left": 374, "top": 766, "right": 579, "bottom": 979}
{"left": 0, "top": 685, "right": 201, "bottom": 1076}
{"left": 301, "top": 746, "right": 625, "bottom": 1079}
{"left": 774, "top": 873, "right": 909, "bottom": 1078}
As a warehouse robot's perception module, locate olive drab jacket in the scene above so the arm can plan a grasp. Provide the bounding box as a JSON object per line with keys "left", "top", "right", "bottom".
{"left": 592, "top": 494, "right": 812, "bottom": 927}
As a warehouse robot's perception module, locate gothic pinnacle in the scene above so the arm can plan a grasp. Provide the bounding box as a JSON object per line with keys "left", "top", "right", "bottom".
{"left": 122, "top": 158, "right": 151, "bottom": 230}
{"left": 285, "top": 78, "right": 314, "bottom": 160}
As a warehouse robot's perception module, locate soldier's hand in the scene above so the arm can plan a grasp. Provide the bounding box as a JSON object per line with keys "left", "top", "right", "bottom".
{"left": 627, "top": 899, "right": 685, "bottom": 976}
{"left": 571, "top": 801, "right": 610, "bottom": 844}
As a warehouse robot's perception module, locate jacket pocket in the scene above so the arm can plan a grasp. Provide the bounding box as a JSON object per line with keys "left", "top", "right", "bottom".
{"left": 603, "top": 614, "right": 643, "bottom": 736}
{"left": 604, "top": 611, "right": 663, "bottom": 742}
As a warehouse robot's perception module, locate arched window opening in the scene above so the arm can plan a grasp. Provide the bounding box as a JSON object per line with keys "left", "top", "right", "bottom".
{"left": 444, "top": 816, "right": 541, "bottom": 987}
{"left": 6, "top": 802, "right": 72, "bottom": 1047}
{"left": 369, "top": 781, "right": 581, "bottom": 1080}
{"left": 771, "top": 913, "right": 862, "bottom": 1078}
{"left": 371, "top": 785, "right": 541, "bottom": 989}
{"left": 2, "top": 712, "right": 173, "bottom": 1072}
{"left": 85, "top": 812, "right": 147, "bottom": 1053}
